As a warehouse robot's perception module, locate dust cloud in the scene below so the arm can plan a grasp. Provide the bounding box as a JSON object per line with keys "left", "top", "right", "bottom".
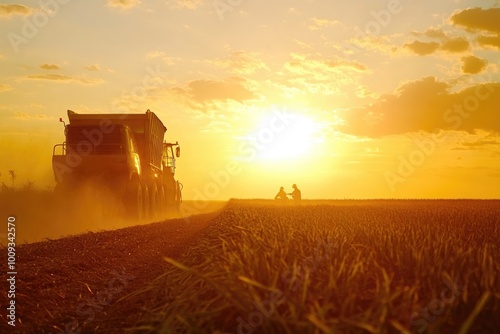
{"left": 0, "top": 182, "right": 225, "bottom": 245}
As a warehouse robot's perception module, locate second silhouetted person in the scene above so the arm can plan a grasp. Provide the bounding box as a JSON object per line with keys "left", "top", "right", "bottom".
{"left": 289, "top": 184, "right": 301, "bottom": 203}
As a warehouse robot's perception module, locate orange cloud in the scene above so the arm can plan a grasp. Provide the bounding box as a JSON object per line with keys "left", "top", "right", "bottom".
{"left": 451, "top": 7, "right": 500, "bottom": 34}
{"left": 0, "top": 4, "right": 32, "bottom": 17}
{"left": 26, "top": 74, "right": 103, "bottom": 85}
{"left": 281, "top": 53, "right": 367, "bottom": 96}
{"left": 477, "top": 34, "right": 500, "bottom": 49}
{"left": 168, "top": 0, "right": 203, "bottom": 9}
{"left": 284, "top": 53, "right": 367, "bottom": 74}
{"left": 0, "top": 84, "right": 13, "bottom": 92}
{"left": 421, "top": 28, "right": 447, "bottom": 39}
{"left": 186, "top": 78, "right": 256, "bottom": 103}
{"left": 208, "top": 51, "right": 268, "bottom": 75}
{"left": 440, "top": 37, "right": 469, "bottom": 53}
{"left": 308, "top": 18, "right": 340, "bottom": 30}
{"left": 404, "top": 36, "right": 469, "bottom": 55}
{"left": 85, "top": 65, "right": 100, "bottom": 71}
{"left": 452, "top": 137, "right": 500, "bottom": 151}
{"left": 14, "top": 111, "right": 51, "bottom": 121}
{"left": 342, "top": 76, "right": 500, "bottom": 136}
{"left": 107, "top": 0, "right": 140, "bottom": 9}
{"left": 461, "top": 56, "right": 487, "bottom": 74}
{"left": 404, "top": 41, "right": 439, "bottom": 56}
{"left": 40, "top": 64, "right": 60, "bottom": 70}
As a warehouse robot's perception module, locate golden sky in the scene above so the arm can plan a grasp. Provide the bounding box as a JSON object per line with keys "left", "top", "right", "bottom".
{"left": 0, "top": 0, "right": 499, "bottom": 199}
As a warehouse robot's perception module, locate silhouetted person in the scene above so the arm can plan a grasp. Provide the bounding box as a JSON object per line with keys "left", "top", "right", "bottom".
{"left": 289, "top": 184, "right": 301, "bottom": 203}
{"left": 275, "top": 186, "right": 288, "bottom": 201}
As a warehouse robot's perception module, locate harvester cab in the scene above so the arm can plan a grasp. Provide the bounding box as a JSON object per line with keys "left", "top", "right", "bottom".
{"left": 162, "top": 141, "right": 180, "bottom": 174}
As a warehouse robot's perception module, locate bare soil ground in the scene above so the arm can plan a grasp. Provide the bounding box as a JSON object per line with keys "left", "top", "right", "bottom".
{"left": 0, "top": 211, "right": 222, "bottom": 333}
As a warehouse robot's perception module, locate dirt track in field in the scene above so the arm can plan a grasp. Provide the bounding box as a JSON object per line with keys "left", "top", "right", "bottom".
{"left": 0, "top": 211, "right": 223, "bottom": 333}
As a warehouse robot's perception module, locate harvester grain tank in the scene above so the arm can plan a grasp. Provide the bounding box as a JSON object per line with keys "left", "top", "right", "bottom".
{"left": 52, "top": 109, "right": 182, "bottom": 220}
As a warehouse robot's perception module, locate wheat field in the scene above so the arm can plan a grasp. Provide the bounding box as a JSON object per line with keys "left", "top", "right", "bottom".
{"left": 123, "top": 199, "right": 500, "bottom": 334}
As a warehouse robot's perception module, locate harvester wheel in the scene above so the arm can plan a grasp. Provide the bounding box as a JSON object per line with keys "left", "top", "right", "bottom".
{"left": 124, "top": 181, "right": 143, "bottom": 221}
{"left": 142, "top": 184, "right": 150, "bottom": 221}
{"left": 165, "top": 185, "right": 176, "bottom": 215}
{"left": 150, "top": 183, "right": 158, "bottom": 220}
{"left": 176, "top": 181, "right": 183, "bottom": 212}
{"left": 159, "top": 184, "right": 166, "bottom": 217}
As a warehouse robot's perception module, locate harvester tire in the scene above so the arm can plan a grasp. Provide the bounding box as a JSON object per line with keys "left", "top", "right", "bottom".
{"left": 165, "top": 185, "right": 175, "bottom": 215}
{"left": 124, "top": 181, "right": 143, "bottom": 221}
{"left": 176, "top": 181, "right": 183, "bottom": 212}
{"left": 159, "top": 184, "right": 166, "bottom": 217}
{"left": 142, "top": 184, "right": 150, "bottom": 221}
{"left": 150, "top": 183, "right": 159, "bottom": 219}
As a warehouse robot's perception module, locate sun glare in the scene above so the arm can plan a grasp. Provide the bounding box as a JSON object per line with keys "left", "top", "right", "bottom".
{"left": 245, "top": 111, "right": 323, "bottom": 161}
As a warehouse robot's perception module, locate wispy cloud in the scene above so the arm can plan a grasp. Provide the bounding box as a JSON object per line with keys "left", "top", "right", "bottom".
{"left": 451, "top": 131, "right": 500, "bottom": 151}
{"left": 84, "top": 64, "right": 113, "bottom": 72}
{"left": 145, "top": 51, "right": 177, "bottom": 65}
{"left": 412, "top": 28, "right": 447, "bottom": 39}
{"left": 0, "top": 4, "right": 33, "bottom": 18}
{"left": 285, "top": 52, "right": 366, "bottom": 74}
{"left": 185, "top": 77, "right": 256, "bottom": 103}
{"left": 14, "top": 111, "right": 51, "bottom": 121}
{"left": 85, "top": 64, "right": 100, "bottom": 71}
{"left": 107, "top": 0, "right": 140, "bottom": 9}
{"left": 40, "top": 64, "right": 60, "bottom": 70}
{"left": 0, "top": 84, "right": 13, "bottom": 92}
{"left": 206, "top": 51, "right": 268, "bottom": 75}
{"left": 167, "top": 0, "right": 204, "bottom": 10}
{"left": 277, "top": 53, "right": 368, "bottom": 96}
{"left": 308, "top": 17, "right": 340, "bottom": 31}
{"left": 26, "top": 74, "right": 103, "bottom": 85}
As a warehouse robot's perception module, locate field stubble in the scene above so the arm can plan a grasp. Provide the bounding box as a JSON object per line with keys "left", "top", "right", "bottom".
{"left": 128, "top": 200, "right": 500, "bottom": 334}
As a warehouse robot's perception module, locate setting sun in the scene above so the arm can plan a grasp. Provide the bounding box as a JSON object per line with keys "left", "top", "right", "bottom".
{"left": 244, "top": 112, "right": 323, "bottom": 161}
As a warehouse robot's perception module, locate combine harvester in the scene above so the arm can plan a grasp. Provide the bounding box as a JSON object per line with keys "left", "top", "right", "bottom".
{"left": 52, "top": 109, "right": 182, "bottom": 220}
